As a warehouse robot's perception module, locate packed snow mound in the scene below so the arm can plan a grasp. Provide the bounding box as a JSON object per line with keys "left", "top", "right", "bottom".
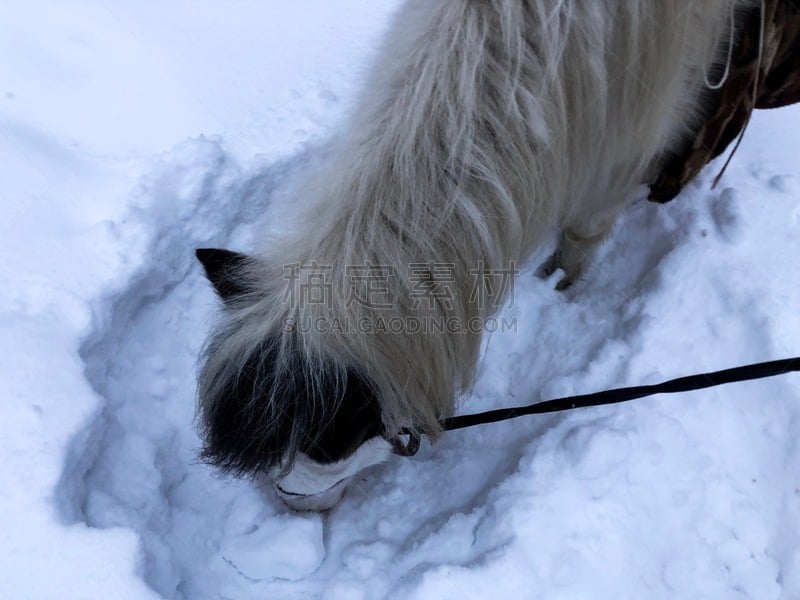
{"left": 2, "top": 1, "right": 799, "bottom": 599}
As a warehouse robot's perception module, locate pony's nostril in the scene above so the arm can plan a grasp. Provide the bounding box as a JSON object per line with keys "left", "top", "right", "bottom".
{"left": 274, "top": 477, "right": 351, "bottom": 512}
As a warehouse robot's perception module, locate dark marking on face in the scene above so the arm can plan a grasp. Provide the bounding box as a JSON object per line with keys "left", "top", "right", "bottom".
{"left": 302, "top": 367, "right": 385, "bottom": 463}
{"left": 198, "top": 337, "right": 384, "bottom": 477}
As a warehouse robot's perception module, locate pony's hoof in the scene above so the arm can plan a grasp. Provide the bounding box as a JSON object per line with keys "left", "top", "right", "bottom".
{"left": 555, "top": 276, "right": 575, "bottom": 291}
{"left": 537, "top": 252, "right": 560, "bottom": 279}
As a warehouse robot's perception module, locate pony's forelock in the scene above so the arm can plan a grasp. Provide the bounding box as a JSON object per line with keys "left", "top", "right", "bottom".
{"left": 198, "top": 306, "right": 384, "bottom": 476}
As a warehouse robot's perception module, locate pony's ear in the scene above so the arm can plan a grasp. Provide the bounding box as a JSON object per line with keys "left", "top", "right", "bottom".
{"left": 195, "top": 248, "right": 255, "bottom": 302}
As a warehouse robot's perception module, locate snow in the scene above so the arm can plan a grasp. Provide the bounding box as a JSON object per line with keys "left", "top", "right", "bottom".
{"left": 1, "top": 2, "right": 799, "bottom": 599}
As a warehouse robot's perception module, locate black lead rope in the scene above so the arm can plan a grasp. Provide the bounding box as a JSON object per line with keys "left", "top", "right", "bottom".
{"left": 443, "top": 356, "right": 800, "bottom": 431}
{"left": 393, "top": 356, "right": 800, "bottom": 455}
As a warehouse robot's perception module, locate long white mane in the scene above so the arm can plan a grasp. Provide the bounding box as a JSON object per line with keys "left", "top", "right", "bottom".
{"left": 199, "top": 0, "right": 750, "bottom": 471}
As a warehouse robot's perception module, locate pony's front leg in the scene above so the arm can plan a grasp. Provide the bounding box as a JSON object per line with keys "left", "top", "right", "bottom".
{"left": 540, "top": 201, "right": 627, "bottom": 290}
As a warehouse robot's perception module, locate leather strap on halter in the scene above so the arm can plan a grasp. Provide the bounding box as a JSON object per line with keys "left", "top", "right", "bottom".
{"left": 389, "top": 430, "right": 422, "bottom": 457}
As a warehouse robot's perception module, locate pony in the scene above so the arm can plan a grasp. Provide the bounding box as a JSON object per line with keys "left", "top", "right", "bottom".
{"left": 196, "top": 0, "right": 753, "bottom": 510}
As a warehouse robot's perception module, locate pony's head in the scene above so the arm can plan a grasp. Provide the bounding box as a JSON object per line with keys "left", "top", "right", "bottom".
{"left": 195, "top": 248, "right": 407, "bottom": 511}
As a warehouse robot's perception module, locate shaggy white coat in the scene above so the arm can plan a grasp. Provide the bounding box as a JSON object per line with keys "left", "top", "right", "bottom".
{"left": 200, "top": 0, "right": 752, "bottom": 467}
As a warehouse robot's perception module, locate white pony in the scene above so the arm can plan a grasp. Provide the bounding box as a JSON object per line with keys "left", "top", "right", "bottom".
{"left": 196, "top": 0, "right": 752, "bottom": 510}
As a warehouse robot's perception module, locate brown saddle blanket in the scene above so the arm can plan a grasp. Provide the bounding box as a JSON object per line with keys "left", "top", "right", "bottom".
{"left": 649, "top": 0, "right": 800, "bottom": 203}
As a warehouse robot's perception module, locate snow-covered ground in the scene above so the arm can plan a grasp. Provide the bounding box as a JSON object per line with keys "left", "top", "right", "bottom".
{"left": 2, "top": 2, "right": 799, "bottom": 599}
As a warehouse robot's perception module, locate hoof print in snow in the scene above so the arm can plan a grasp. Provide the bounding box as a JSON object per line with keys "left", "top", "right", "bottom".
{"left": 220, "top": 515, "right": 325, "bottom": 582}
{"left": 710, "top": 188, "right": 744, "bottom": 244}
{"left": 768, "top": 174, "right": 795, "bottom": 193}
